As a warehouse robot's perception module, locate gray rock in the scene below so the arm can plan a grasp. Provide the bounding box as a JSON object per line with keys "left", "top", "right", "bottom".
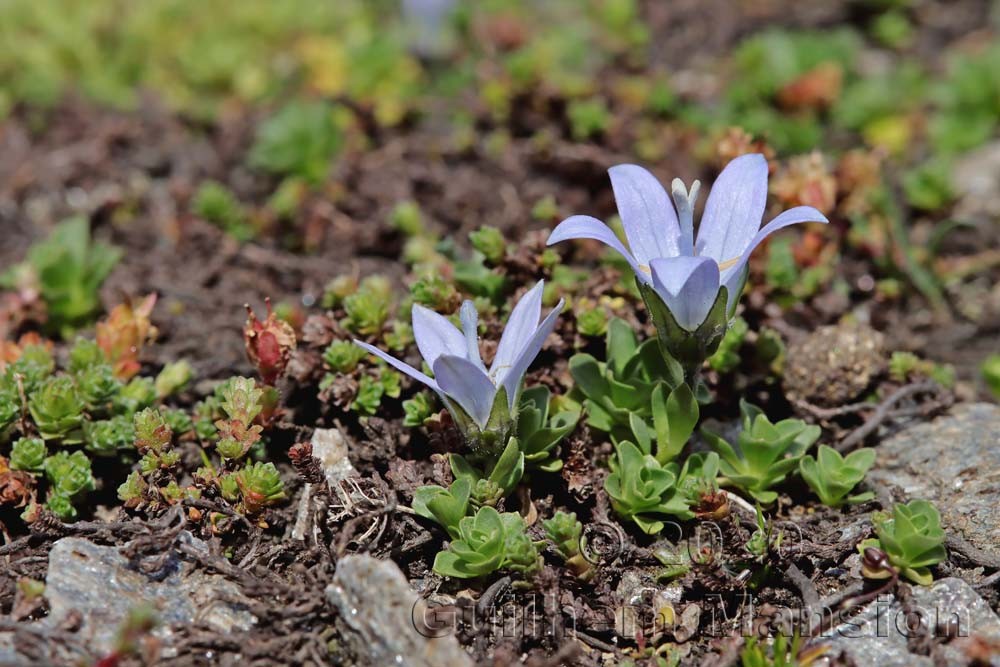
{"left": 867, "top": 403, "right": 1000, "bottom": 553}
{"left": 820, "top": 577, "right": 1000, "bottom": 667}
{"left": 292, "top": 428, "right": 361, "bottom": 541}
{"left": 44, "top": 532, "right": 256, "bottom": 656}
{"left": 326, "top": 555, "right": 473, "bottom": 667}
{"left": 954, "top": 141, "right": 1000, "bottom": 222}
{"left": 311, "top": 427, "right": 357, "bottom": 486}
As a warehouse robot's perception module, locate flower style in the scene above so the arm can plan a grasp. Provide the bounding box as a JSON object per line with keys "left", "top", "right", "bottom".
{"left": 354, "top": 281, "right": 563, "bottom": 452}
{"left": 547, "top": 154, "right": 828, "bottom": 331}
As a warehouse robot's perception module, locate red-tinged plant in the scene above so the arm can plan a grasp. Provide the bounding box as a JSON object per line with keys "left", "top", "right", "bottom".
{"left": 0, "top": 333, "right": 52, "bottom": 370}
{"left": 0, "top": 456, "right": 35, "bottom": 508}
{"left": 777, "top": 61, "right": 844, "bottom": 111}
{"left": 714, "top": 127, "right": 775, "bottom": 172}
{"left": 96, "top": 294, "right": 158, "bottom": 380}
{"left": 244, "top": 298, "right": 296, "bottom": 385}
{"left": 770, "top": 152, "right": 837, "bottom": 214}
{"left": 215, "top": 378, "right": 264, "bottom": 460}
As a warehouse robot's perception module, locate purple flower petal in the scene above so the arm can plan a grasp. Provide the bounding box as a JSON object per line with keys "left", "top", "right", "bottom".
{"left": 353, "top": 340, "right": 440, "bottom": 392}
{"left": 433, "top": 355, "right": 498, "bottom": 428}
{"left": 412, "top": 304, "right": 466, "bottom": 368}
{"left": 649, "top": 256, "right": 721, "bottom": 331}
{"left": 491, "top": 280, "right": 543, "bottom": 378}
{"left": 547, "top": 215, "right": 647, "bottom": 282}
{"left": 695, "top": 153, "right": 769, "bottom": 265}
{"left": 608, "top": 164, "right": 682, "bottom": 264}
{"left": 499, "top": 299, "right": 564, "bottom": 409}
{"left": 720, "top": 205, "right": 828, "bottom": 309}
{"left": 459, "top": 300, "right": 486, "bottom": 373}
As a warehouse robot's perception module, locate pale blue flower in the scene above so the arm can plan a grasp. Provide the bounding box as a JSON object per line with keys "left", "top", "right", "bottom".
{"left": 354, "top": 281, "right": 563, "bottom": 431}
{"left": 547, "top": 154, "right": 828, "bottom": 330}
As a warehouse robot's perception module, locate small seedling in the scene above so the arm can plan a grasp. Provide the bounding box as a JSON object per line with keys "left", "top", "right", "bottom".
{"left": 543, "top": 511, "right": 594, "bottom": 580}
{"left": 799, "top": 445, "right": 875, "bottom": 507}
{"left": 433, "top": 506, "right": 540, "bottom": 579}
{"left": 703, "top": 401, "right": 820, "bottom": 504}
{"left": 4, "top": 218, "right": 122, "bottom": 334}
{"left": 29, "top": 376, "right": 86, "bottom": 443}
{"left": 858, "top": 499, "right": 946, "bottom": 585}
{"left": 249, "top": 101, "right": 342, "bottom": 184}
{"left": 234, "top": 461, "right": 287, "bottom": 514}
{"left": 605, "top": 440, "right": 693, "bottom": 534}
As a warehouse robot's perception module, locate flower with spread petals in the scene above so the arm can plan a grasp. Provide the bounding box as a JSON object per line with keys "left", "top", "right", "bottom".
{"left": 547, "top": 154, "right": 827, "bottom": 376}
{"left": 355, "top": 281, "right": 563, "bottom": 453}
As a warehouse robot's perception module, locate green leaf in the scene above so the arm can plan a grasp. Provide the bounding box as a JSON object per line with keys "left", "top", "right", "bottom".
{"left": 629, "top": 412, "right": 653, "bottom": 456}
{"left": 487, "top": 437, "right": 525, "bottom": 495}
{"left": 863, "top": 499, "right": 947, "bottom": 585}
{"left": 800, "top": 445, "right": 876, "bottom": 507}
{"left": 656, "top": 383, "right": 698, "bottom": 464}
{"left": 413, "top": 478, "right": 471, "bottom": 539}
{"left": 569, "top": 354, "right": 610, "bottom": 402}
{"left": 606, "top": 318, "right": 638, "bottom": 376}
{"left": 449, "top": 455, "right": 482, "bottom": 486}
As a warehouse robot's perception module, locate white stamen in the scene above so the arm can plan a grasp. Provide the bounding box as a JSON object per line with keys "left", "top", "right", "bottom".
{"left": 671, "top": 179, "right": 700, "bottom": 256}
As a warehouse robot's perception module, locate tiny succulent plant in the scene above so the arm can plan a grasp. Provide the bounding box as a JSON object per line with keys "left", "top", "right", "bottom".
{"left": 323, "top": 340, "right": 367, "bottom": 374}
{"left": 859, "top": 500, "right": 947, "bottom": 585}
{"left": 84, "top": 415, "right": 136, "bottom": 457}
{"left": 745, "top": 505, "right": 782, "bottom": 561}
{"left": 402, "top": 390, "right": 437, "bottom": 427}
{"left": 29, "top": 376, "right": 86, "bottom": 443}
{"left": 10, "top": 437, "right": 47, "bottom": 473}
{"left": 155, "top": 360, "right": 193, "bottom": 399}
{"left": 605, "top": 441, "right": 694, "bottom": 534}
{"left": 7, "top": 218, "right": 122, "bottom": 334}
{"left": 549, "top": 155, "right": 827, "bottom": 378}
{"left": 116, "top": 377, "right": 157, "bottom": 415}
{"left": 543, "top": 511, "right": 594, "bottom": 580}
{"left": 42, "top": 450, "right": 96, "bottom": 521}
{"left": 214, "top": 378, "right": 264, "bottom": 460}
{"left": 799, "top": 445, "right": 876, "bottom": 507}
{"left": 134, "top": 408, "right": 180, "bottom": 473}
{"left": 703, "top": 401, "right": 820, "bottom": 504}
{"left": 233, "top": 461, "right": 287, "bottom": 514}
{"left": 6, "top": 343, "right": 56, "bottom": 393}
{"left": 95, "top": 294, "right": 158, "bottom": 381}
{"left": 433, "top": 506, "right": 540, "bottom": 579}
{"left": 355, "top": 280, "right": 563, "bottom": 455}
{"left": 343, "top": 276, "right": 392, "bottom": 337}
{"left": 469, "top": 225, "right": 507, "bottom": 265}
